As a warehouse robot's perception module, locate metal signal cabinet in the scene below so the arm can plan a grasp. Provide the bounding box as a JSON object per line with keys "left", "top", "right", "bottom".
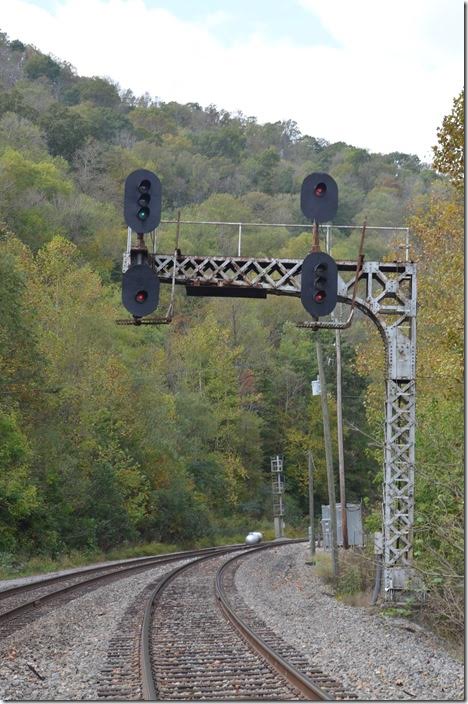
{"left": 321, "top": 503, "right": 364, "bottom": 548}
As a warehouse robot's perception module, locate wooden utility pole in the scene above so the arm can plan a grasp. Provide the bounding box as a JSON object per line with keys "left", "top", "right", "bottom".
{"left": 335, "top": 328, "right": 349, "bottom": 549}
{"left": 307, "top": 450, "right": 316, "bottom": 563}
{"left": 315, "top": 332, "right": 339, "bottom": 578}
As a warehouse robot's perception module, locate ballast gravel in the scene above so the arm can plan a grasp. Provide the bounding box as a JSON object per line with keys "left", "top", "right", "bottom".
{"left": 0, "top": 543, "right": 463, "bottom": 701}
{"left": 0, "top": 561, "right": 190, "bottom": 701}
{"left": 235, "top": 544, "right": 464, "bottom": 701}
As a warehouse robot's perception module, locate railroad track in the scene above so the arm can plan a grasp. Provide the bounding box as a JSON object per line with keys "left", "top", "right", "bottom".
{"left": 0, "top": 544, "right": 247, "bottom": 639}
{"left": 136, "top": 543, "right": 357, "bottom": 701}
{"left": 1, "top": 541, "right": 357, "bottom": 700}
{"left": 218, "top": 549, "right": 357, "bottom": 700}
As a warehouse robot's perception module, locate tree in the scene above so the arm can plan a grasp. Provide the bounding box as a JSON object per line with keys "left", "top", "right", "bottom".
{"left": 24, "top": 53, "right": 61, "bottom": 83}
{"left": 0, "top": 148, "right": 73, "bottom": 248}
{"left": 0, "top": 112, "right": 48, "bottom": 159}
{"left": 432, "top": 90, "right": 464, "bottom": 193}
{"left": 76, "top": 76, "right": 121, "bottom": 107}
{"left": 128, "top": 105, "right": 177, "bottom": 142}
{"left": 0, "top": 411, "right": 39, "bottom": 552}
{"left": 40, "top": 104, "right": 89, "bottom": 161}
{"left": 245, "top": 146, "right": 281, "bottom": 194}
{"left": 0, "top": 34, "right": 25, "bottom": 87}
{"left": 408, "top": 194, "right": 463, "bottom": 638}
{"left": 191, "top": 123, "right": 247, "bottom": 162}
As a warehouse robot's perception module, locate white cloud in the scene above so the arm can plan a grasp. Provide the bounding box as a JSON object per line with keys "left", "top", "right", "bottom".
{"left": 0, "top": 0, "right": 463, "bottom": 160}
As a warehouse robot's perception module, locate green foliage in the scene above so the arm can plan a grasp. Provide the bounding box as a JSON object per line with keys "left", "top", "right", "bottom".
{"left": 192, "top": 123, "right": 247, "bottom": 161}
{"left": 0, "top": 147, "right": 71, "bottom": 196}
{"left": 24, "top": 53, "right": 61, "bottom": 82}
{"left": 0, "top": 112, "right": 47, "bottom": 159}
{"left": 152, "top": 472, "right": 214, "bottom": 543}
{"left": 75, "top": 76, "right": 121, "bottom": 107}
{"left": 0, "top": 88, "right": 38, "bottom": 121}
{"left": 40, "top": 104, "right": 89, "bottom": 160}
{"left": 0, "top": 35, "right": 457, "bottom": 636}
{"left": 337, "top": 565, "right": 362, "bottom": 595}
{"left": 335, "top": 548, "right": 375, "bottom": 599}
{"left": 382, "top": 606, "right": 413, "bottom": 619}
{"left": 0, "top": 411, "right": 38, "bottom": 551}
{"left": 432, "top": 89, "right": 464, "bottom": 192}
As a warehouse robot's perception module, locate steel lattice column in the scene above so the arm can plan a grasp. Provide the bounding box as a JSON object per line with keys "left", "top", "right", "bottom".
{"left": 383, "top": 378, "right": 416, "bottom": 597}
{"left": 381, "top": 265, "right": 417, "bottom": 600}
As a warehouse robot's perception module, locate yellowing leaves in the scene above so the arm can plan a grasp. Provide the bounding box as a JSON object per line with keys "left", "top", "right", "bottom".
{"left": 410, "top": 196, "right": 464, "bottom": 385}
{"left": 0, "top": 147, "right": 72, "bottom": 198}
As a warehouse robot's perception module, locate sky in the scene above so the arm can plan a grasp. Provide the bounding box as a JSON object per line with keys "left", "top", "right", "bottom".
{"left": 0, "top": 0, "right": 464, "bottom": 162}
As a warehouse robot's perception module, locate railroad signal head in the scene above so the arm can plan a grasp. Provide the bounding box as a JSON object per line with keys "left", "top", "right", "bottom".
{"left": 301, "top": 251, "right": 338, "bottom": 318}
{"left": 300, "top": 172, "right": 338, "bottom": 223}
{"left": 124, "top": 169, "right": 161, "bottom": 233}
{"left": 122, "top": 263, "right": 160, "bottom": 318}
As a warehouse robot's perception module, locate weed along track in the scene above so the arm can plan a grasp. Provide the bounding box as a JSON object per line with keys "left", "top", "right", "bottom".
{"left": 0, "top": 545, "right": 245, "bottom": 640}
{"left": 141, "top": 544, "right": 354, "bottom": 701}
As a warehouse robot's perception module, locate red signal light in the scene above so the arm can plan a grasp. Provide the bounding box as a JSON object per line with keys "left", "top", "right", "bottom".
{"left": 314, "top": 290, "right": 326, "bottom": 303}
{"left": 314, "top": 182, "right": 327, "bottom": 197}
{"left": 135, "top": 290, "right": 148, "bottom": 303}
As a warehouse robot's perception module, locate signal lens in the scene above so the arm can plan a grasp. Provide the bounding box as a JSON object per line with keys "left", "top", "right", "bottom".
{"left": 314, "top": 182, "right": 327, "bottom": 197}
{"left": 314, "top": 290, "right": 326, "bottom": 303}
{"left": 138, "top": 179, "right": 151, "bottom": 193}
{"left": 138, "top": 193, "right": 150, "bottom": 206}
{"left": 137, "top": 206, "right": 150, "bottom": 221}
{"left": 135, "top": 290, "right": 148, "bottom": 303}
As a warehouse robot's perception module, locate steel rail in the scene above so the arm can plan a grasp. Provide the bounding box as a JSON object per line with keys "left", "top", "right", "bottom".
{"left": 140, "top": 549, "right": 227, "bottom": 700}
{"left": 0, "top": 543, "right": 246, "bottom": 601}
{"left": 140, "top": 543, "right": 285, "bottom": 699}
{"left": 0, "top": 544, "right": 250, "bottom": 627}
{"left": 215, "top": 546, "right": 331, "bottom": 701}
{"left": 140, "top": 539, "right": 307, "bottom": 701}
{"left": 140, "top": 544, "right": 264, "bottom": 700}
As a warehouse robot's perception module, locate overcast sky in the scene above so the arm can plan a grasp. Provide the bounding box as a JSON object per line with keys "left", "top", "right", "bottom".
{"left": 1, "top": 0, "right": 464, "bottom": 162}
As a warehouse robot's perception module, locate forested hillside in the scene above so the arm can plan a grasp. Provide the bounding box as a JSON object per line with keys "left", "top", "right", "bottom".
{"left": 0, "top": 32, "right": 463, "bottom": 635}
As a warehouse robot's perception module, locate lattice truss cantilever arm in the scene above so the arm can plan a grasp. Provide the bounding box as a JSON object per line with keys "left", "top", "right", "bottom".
{"left": 152, "top": 254, "right": 415, "bottom": 329}
{"left": 152, "top": 252, "right": 418, "bottom": 599}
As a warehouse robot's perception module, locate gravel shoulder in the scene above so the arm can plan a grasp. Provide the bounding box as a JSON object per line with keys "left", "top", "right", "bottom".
{"left": 235, "top": 543, "right": 464, "bottom": 701}
{"left": 0, "top": 561, "right": 187, "bottom": 701}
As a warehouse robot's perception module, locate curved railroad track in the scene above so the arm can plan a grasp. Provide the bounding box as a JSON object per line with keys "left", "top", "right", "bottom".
{"left": 138, "top": 543, "right": 357, "bottom": 701}
{"left": 217, "top": 548, "right": 357, "bottom": 700}
{"left": 1, "top": 541, "right": 357, "bottom": 700}
{"left": 0, "top": 543, "right": 247, "bottom": 639}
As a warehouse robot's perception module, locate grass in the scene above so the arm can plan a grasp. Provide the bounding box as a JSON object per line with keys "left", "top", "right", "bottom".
{"left": 0, "top": 526, "right": 290, "bottom": 581}
{"left": 305, "top": 546, "right": 377, "bottom": 605}
{"left": 0, "top": 543, "right": 179, "bottom": 581}
{"left": 311, "top": 551, "right": 334, "bottom": 581}
{"left": 306, "top": 547, "right": 464, "bottom": 659}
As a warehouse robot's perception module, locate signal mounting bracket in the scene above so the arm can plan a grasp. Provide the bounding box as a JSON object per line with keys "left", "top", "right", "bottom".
{"left": 297, "top": 219, "right": 367, "bottom": 331}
